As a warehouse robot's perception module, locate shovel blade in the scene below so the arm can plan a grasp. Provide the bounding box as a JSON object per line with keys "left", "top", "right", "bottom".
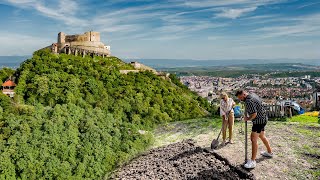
{"left": 211, "top": 139, "right": 219, "bottom": 149}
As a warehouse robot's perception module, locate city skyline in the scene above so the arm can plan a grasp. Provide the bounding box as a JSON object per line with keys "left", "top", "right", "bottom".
{"left": 0, "top": 0, "right": 319, "bottom": 60}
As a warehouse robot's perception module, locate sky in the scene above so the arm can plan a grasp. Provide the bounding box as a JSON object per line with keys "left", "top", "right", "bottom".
{"left": 0, "top": 0, "right": 319, "bottom": 60}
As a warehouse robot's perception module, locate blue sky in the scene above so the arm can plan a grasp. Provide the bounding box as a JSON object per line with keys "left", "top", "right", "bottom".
{"left": 0, "top": 0, "right": 319, "bottom": 60}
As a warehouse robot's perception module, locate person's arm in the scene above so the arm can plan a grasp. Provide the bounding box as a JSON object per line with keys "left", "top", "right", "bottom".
{"left": 244, "top": 112, "right": 257, "bottom": 121}
{"left": 220, "top": 101, "right": 227, "bottom": 120}
{"left": 244, "top": 99, "right": 257, "bottom": 121}
{"left": 231, "top": 98, "right": 236, "bottom": 108}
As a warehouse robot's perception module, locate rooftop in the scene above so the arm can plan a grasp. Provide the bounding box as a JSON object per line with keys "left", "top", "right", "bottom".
{"left": 2, "top": 80, "right": 16, "bottom": 87}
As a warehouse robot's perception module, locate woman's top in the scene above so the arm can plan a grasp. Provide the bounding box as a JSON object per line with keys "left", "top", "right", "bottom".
{"left": 220, "top": 98, "right": 235, "bottom": 117}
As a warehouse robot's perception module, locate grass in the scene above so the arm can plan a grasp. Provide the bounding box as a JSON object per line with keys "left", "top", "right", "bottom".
{"left": 288, "top": 114, "right": 319, "bottom": 124}
{"left": 299, "top": 144, "right": 320, "bottom": 178}
{"left": 296, "top": 127, "right": 320, "bottom": 137}
{"left": 290, "top": 118, "right": 320, "bottom": 179}
{"left": 152, "top": 117, "right": 222, "bottom": 147}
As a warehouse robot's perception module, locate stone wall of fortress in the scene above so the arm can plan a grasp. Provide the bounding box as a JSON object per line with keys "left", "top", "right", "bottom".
{"left": 58, "top": 31, "right": 101, "bottom": 44}
{"left": 54, "top": 31, "right": 110, "bottom": 57}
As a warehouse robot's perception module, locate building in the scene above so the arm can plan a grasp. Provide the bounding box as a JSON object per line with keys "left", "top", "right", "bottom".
{"left": 130, "top": 62, "right": 157, "bottom": 73}
{"left": 313, "top": 90, "right": 320, "bottom": 109}
{"left": 2, "top": 79, "right": 16, "bottom": 98}
{"left": 50, "top": 31, "right": 111, "bottom": 57}
{"left": 119, "top": 61, "right": 170, "bottom": 80}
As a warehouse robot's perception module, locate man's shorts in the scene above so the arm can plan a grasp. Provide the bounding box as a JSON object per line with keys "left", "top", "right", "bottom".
{"left": 252, "top": 123, "right": 266, "bottom": 133}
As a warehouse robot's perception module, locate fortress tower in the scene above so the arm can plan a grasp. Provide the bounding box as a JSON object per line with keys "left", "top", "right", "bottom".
{"left": 52, "top": 31, "right": 111, "bottom": 57}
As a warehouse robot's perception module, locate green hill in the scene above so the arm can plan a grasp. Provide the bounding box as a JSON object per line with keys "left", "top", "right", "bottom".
{"left": 0, "top": 49, "right": 210, "bottom": 179}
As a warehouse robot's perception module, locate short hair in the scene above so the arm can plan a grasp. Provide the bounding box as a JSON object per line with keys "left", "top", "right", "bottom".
{"left": 235, "top": 90, "right": 244, "bottom": 96}
{"left": 220, "top": 92, "right": 229, "bottom": 99}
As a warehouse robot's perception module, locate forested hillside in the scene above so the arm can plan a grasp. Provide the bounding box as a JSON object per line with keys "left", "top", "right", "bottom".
{"left": 0, "top": 49, "right": 210, "bottom": 179}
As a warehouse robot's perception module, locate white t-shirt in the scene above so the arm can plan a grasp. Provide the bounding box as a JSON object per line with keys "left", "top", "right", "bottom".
{"left": 220, "top": 98, "right": 235, "bottom": 116}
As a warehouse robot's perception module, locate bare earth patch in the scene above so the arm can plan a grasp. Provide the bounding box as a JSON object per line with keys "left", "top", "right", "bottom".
{"left": 113, "top": 140, "right": 255, "bottom": 179}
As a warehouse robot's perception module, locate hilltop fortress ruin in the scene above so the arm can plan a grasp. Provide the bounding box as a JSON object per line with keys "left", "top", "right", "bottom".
{"left": 50, "top": 31, "right": 111, "bottom": 57}
{"left": 45, "top": 31, "right": 170, "bottom": 79}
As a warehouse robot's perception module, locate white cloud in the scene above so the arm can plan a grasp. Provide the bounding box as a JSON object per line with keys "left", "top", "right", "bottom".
{"left": 0, "top": 32, "right": 52, "bottom": 55}
{"left": 3, "top": 0, "right": 85, "bottom": 26}
{"left": 297, "top": 2, "right": 320, "bottom": 9}
{"left": 181, "top": 0, "right": 253, "bottom": 8}
{"left": 216, "top": 7, "right": 257, "bottom": 19}
{"left": 253, "top": 13, "right": 320, "bottom": 38}
{"left": 6, "top": 0, "right": 36, "bottom": 4}
{"left": 180, "top": 0, "right": 286, "bottom": 8}
{"left": 99, "top": 24, "right": 142, "bottom": 33}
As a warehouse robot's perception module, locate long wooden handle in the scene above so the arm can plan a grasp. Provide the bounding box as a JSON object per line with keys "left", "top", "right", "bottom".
{"left": 216, "top": 127, "right": 222, "bottom": 140}
{"left": 217, "top": 112, "right": 230, "bottom": 141}
{"left": 245, "top": 120, "right": 248, "bottom": 163}
{"left": 244, "top": 105, "right": 248, "bottom": 163}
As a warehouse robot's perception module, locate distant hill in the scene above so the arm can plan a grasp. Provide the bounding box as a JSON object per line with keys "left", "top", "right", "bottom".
{"left": 160, "top": 63, "right": 320, "bottom": 77}
{"left": 1, "top": 56, "right": 319, "bottom": 69}
{"left": 0, "top": 56, "right": 30, "bottom": 69}
{"left": 124, "top": 59, "right": 320, "bottom": 69}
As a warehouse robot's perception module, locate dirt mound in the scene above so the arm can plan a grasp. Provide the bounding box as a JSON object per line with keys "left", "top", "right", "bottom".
{"left": 113, "top": 140, "right": 255, "bottom": 179}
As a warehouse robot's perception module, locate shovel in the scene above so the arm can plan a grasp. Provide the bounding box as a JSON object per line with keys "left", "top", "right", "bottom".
{"left": 211, "top": 113, "right": 229, "bottom": 149}
{"left": 211, "top": 125, "right": 223, "bottom": 149}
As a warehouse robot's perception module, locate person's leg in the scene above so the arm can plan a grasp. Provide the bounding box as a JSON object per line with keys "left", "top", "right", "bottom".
{"left": 251, "top": 132, "right": 259, "bottom": 160}
{"left": 259, "top": 131, "right": 272, "bottom": 153}
{"left": 228, "top": 113, "right": 234, "bottom": 143}
{"left": 244, "top": 125, "right": 259, "bottom": 169}
{"left": 222, "top": 118, "right": 228, "bottom": 143}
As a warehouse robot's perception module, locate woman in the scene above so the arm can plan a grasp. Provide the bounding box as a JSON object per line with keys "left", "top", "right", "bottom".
{"left": 220, "top": 92, "right": 236, "bottom": 145}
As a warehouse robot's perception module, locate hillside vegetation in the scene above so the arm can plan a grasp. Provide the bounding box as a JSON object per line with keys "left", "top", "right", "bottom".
{"left": 0, "top": 49, "right": 210, "bottom": 179}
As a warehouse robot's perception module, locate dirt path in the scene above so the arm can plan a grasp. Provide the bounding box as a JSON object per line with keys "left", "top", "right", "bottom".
{"left": 152, "top": 120, "right": 320, "bottom": 180}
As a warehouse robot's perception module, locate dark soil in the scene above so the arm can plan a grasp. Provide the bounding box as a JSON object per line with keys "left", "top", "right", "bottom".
{"left": 305, "top": 125, "right": 320, "bottom": 130}
{"left": 304, "top": 153, "right": 320, "bottom": 159}
{"left": 113, "top": 140, "right": 255, "bottom": 180}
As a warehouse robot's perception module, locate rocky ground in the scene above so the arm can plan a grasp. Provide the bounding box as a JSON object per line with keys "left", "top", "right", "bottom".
{"left": 113, "top": 140, "right": 255, "bottom": 180}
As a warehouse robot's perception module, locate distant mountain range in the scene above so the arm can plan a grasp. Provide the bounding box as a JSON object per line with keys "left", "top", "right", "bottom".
{"left": 124, "top": 59, "right": 320, "bottom": 69}
{"left": 0, "top": 56, "right": 30, "bottom": 69}
{"left": 1, "top": 56, "right": 319, "bottom": 69}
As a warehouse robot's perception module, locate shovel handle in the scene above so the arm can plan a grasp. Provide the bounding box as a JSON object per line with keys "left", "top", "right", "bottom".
{"left": 243, "top": 107, "right": 248, "bottom": 164}
{"left": 245, "top": 118, "right": 248, "bottom": 163}
{"left": 216, "top": 112, "right": 230, "bottom": 141}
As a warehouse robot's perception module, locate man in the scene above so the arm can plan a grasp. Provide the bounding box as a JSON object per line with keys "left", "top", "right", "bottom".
{"left": 235, "top": 90, "right": 273, "bottom": 169}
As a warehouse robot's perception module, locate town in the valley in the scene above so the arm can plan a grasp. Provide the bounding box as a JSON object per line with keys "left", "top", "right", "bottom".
{"left": 180, "top": 74, "right": 320, "bottom": 111}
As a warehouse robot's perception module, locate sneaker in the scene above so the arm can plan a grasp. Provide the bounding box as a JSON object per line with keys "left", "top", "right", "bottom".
{"left": 261, "top": 151, "right": 273, "bottom": 158}
{"left": 244, "top": 160, "right": 256, "bottom": 169}
{"left": 221, "top": 141, "right": 226, "bottom": 146}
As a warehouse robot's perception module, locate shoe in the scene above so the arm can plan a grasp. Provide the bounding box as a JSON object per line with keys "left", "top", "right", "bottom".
{"left": 221, "top": 141, "right": 226, "bottom": 146}
{"left": 261, "top": 151, "right": 273, "bottom": 158}
{"left": 228, "top": 140, "right": 234, "bottom": 144}
{"left": 244, "top": 160, "right": 256, "bottom": 169}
